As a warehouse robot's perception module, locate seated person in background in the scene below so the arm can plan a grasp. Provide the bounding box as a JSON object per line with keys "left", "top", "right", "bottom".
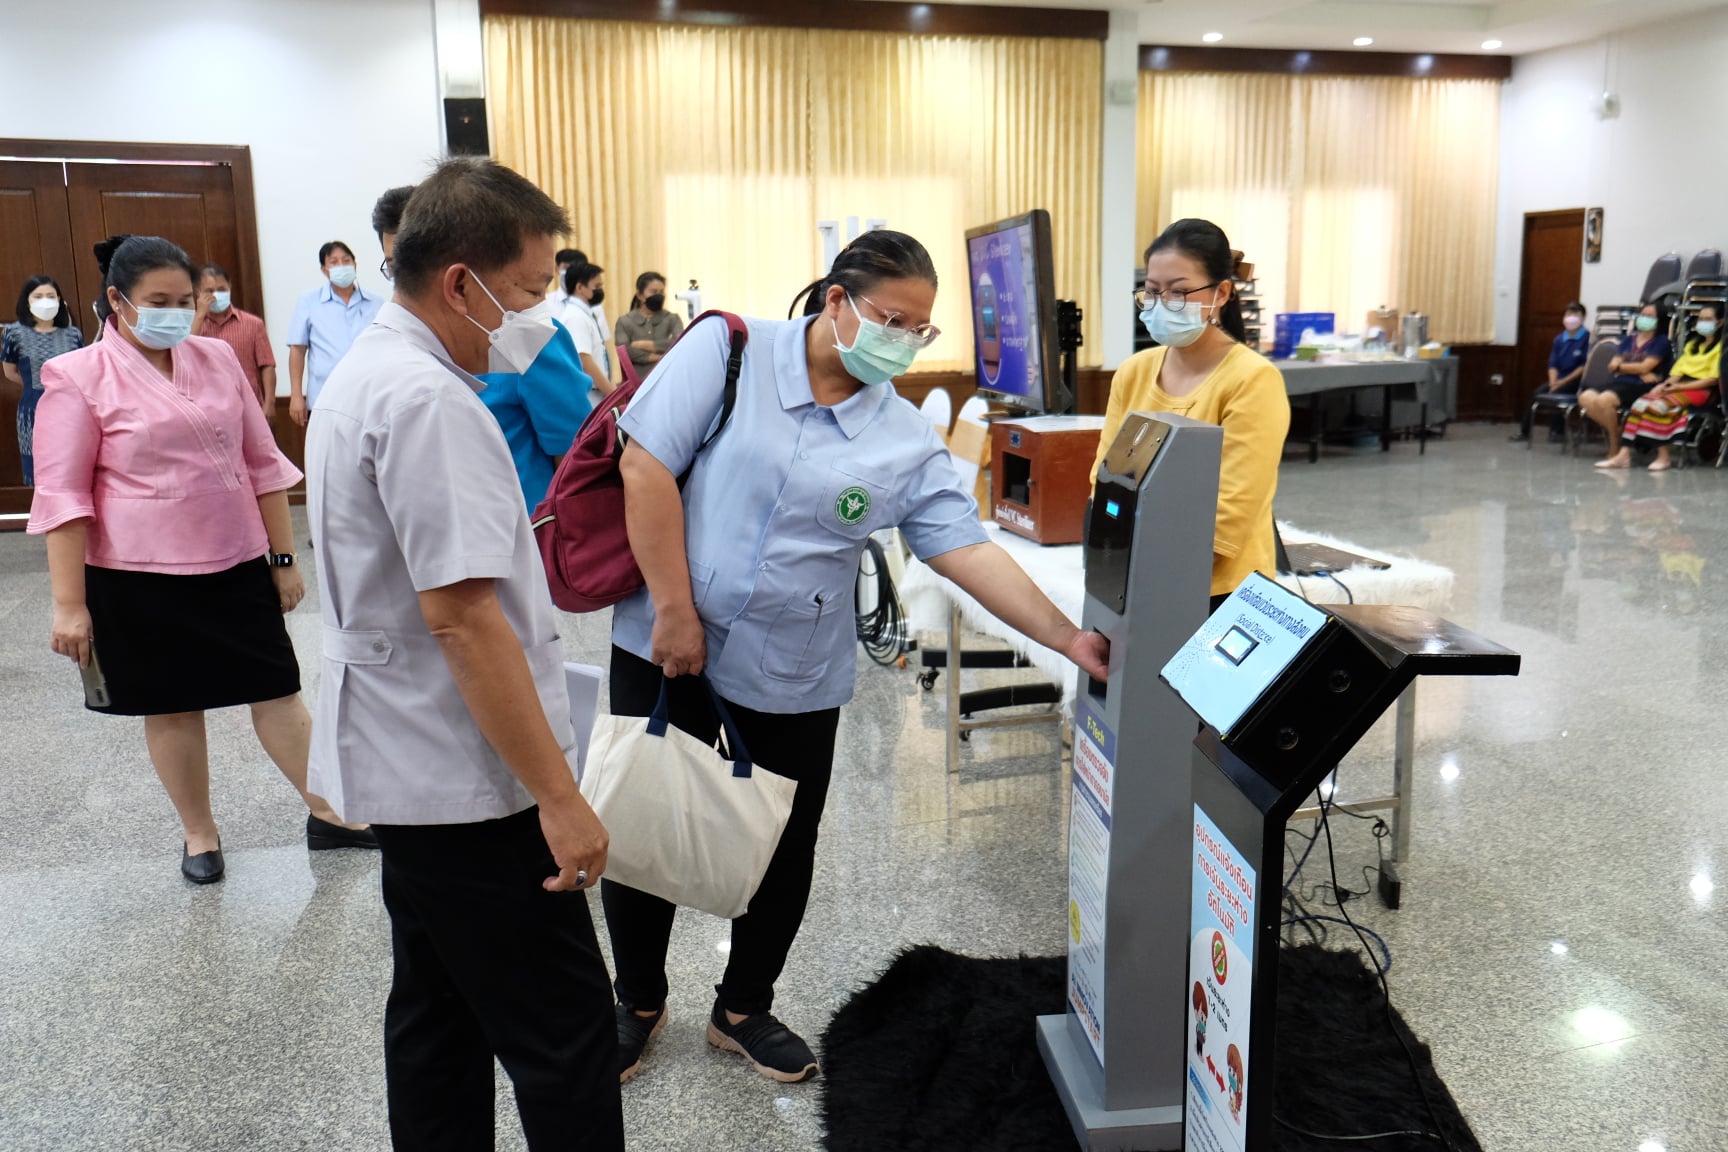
{"left": 1597, "top": 304, "right": 1722, "bottom": 472}
{"left": 1577, "top": 303, "right": 1671, "bottom": 460}
{"left": 1513, "top": 300, "right": 1589, "bottom": 443}
{"left": 614, "top": 271, "right": 683, "bottom": 374}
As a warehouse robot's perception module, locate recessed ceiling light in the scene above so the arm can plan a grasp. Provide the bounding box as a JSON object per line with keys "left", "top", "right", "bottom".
{"left": 1483, "top": 39, "right": 1503, "bottom": 50}
{"left": 1353, "top": 36, "right": 1374, "bottom": 47}
{"left": 1203, "top": 32, "right": 1224, "bottom": 43}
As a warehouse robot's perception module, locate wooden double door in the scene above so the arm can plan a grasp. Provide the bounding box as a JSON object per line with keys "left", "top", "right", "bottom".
{"left": 0, "top": 141, "right": 261, "bottom": 519}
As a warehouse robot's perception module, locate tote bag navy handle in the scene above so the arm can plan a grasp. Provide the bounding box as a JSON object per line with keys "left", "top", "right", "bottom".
{"left": 645, "top": 676, "right": 757, "bottom": 778}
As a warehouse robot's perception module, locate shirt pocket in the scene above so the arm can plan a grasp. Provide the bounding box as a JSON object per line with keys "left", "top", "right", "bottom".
{"left": 523, "top": 635, "right": 577, "bottom": 754}
{"left": 817, "top": 458, "right": 893, "bottom": 541}
{"left": 760, "top": 591, "right": 836, "bottom": 683}
{"left": 688, "top": 559, "right": 715, "bottom": 611}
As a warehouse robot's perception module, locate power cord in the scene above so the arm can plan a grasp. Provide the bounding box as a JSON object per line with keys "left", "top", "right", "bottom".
{"left": 1275, "top": 1116, "right": 1443, "bottom": 1144}
{"left": 854, "top": 536, "right": 908, "bottom": 667}
{"left": 1281, "top": 794, "right": 1455, "bottom": 1151}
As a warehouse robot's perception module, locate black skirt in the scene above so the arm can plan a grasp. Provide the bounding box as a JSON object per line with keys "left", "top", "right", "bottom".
{"left": 83, "top": 557, "right": 302, "bottom": 716}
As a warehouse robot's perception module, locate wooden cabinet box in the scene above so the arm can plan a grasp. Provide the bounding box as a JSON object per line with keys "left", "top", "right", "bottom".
{"left": 989, "top": 416, "right": 1105, "bottom": 545}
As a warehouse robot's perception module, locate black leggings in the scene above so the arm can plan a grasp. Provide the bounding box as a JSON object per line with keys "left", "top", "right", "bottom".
{"left": 601, "top": 646, "right": 841, "bottom": 1016}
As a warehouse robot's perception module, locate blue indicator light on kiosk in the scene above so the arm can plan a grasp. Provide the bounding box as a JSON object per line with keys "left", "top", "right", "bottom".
{"left": 1105, "top": 500, "right": 1121, "bottom": 519}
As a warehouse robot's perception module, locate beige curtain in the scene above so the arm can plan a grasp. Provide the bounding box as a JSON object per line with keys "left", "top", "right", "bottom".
{"left": 486, "top": 15, "right": 1102, "bottom": 372}
{"left": 1138, "top": 71, "right": 1499, "bottom": 344}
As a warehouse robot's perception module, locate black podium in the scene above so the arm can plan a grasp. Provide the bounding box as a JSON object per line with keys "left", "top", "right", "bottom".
{"left": 1161, "top": 575, "right": 1519, "bottom": 1152}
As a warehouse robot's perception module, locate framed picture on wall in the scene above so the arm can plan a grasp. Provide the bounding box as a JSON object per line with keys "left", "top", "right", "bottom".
{"left": 1585, "top": 207, "right": 1603, "bottom": 263}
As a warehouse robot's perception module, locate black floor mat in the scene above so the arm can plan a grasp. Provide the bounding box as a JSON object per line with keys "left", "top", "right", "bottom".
{"left": 819, "top": 943, "right": 1480, "bottom": 1152}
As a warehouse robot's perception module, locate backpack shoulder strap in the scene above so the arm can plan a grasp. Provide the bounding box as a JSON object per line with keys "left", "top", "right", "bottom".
{"left": 675, "top": 311, "right": 750, "bottom": 487}
{"left": 701, "top": 311, "right": 748, "bottom": 453}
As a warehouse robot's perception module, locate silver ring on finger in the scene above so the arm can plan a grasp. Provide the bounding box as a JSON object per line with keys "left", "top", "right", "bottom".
{"left": 575, "top": 869, "right": 588, "bottom": 887}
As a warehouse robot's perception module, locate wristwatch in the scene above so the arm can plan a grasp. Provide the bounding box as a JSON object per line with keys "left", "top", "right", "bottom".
{"left": 269, "top": 553, "right": 297, "bottom": 568}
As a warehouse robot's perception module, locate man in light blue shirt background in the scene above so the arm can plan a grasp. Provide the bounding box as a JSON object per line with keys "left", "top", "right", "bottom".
{"left": 286, "top": 240, "right": 386, "bottom": 427}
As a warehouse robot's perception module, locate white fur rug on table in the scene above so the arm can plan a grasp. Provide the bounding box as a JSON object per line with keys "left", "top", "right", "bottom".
{"left": 897, "top": 522, "right": 1453, "bottom": 709}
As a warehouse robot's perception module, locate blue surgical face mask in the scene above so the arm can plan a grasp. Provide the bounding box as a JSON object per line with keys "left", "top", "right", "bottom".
{"left": 833, "top": 295, "right": 920, "bottom": 385}
{"left": 328, "top": 264, "right": 358, "bottom": 289}
{"left": 1635, "top": 314, "right": 1657, "bottom": 333}
{"left": 119, "top": 292, "right": 195, "bottom": 350}
{"left": 1140, "top": 297, "right": 1212, "bottom": 348}
{"left": 1697, "top": 320, "right": 1718, "bottom": 337}
{"left": 210, "top": 290, "right": 232, "bottom": 313}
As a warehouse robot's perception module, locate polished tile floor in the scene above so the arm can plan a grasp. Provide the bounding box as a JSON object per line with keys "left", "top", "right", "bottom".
{"left": 2, "top": 424, "right": 1724, "bottom": 1151}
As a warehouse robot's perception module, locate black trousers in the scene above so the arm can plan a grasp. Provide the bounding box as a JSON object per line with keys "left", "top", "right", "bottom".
{"left": 372, "top": 808, "right": 623, "bottom": 1152}
{"left": 601, "top": 646, "right": 841, "bottom": 1016}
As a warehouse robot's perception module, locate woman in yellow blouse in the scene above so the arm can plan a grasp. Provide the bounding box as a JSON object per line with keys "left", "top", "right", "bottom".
{"left": 1093, "top": 219, "right": 1290, "bottom": 605}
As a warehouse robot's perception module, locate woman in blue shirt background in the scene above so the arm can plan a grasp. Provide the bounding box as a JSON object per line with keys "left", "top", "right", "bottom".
{"left": 606, "top": 230, "right": 1110, "bottom": 1086}
{"left": 1578, "top": 302, "right": 1672, "bottom": 457}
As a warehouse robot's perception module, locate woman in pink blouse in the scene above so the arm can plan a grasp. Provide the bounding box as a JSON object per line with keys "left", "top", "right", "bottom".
{"left": 29, "top": 235, "right": 375, "bottom": 883}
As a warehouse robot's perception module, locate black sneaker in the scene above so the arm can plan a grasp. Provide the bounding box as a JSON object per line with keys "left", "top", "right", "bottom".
{"left": 617, "top": 1002, "right": 667, "bottom": 1083}
{"left": 706, "top": 999, "right": 819, "bottom": 1083}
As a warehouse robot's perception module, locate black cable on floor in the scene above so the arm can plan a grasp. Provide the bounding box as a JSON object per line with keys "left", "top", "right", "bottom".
{"left": 1312, "top": 797, "right": 1455, "bottom": 1152}
{"left": 855, "top": 536, "right": 907, "bottom": 667}
{"left": 1275, "top": 1114, "right": 1444, "bottom": 1144}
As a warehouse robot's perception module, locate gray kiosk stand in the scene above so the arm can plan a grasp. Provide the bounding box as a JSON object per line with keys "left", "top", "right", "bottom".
{"left": 1164, "top": 579, "right": 1518, "bottom": 1151}
{"left": 1036, "top": 412, "right": 1223, "bottom": 1152}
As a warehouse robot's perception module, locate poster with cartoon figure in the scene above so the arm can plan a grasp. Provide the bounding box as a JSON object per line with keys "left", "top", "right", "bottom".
{"left": 966, "top": 225, "right": 1045, "bottom": 402}
{"left": 1185, "top": 805, "right": 1256, "bottom": 1152}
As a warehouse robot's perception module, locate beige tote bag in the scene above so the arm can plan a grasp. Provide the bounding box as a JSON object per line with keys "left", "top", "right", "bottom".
{"left": 581, "top": 677, "right": 797, "bottom": 919}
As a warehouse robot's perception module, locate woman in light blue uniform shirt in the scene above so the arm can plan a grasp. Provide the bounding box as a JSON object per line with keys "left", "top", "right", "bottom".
{"left": 607, "top": 231, "right": 1111, "bottom": 1085}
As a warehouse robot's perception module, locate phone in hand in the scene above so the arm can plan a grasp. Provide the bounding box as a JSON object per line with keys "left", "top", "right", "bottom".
{"left": 81, "top": 643, "right": 111, "bottom": 709}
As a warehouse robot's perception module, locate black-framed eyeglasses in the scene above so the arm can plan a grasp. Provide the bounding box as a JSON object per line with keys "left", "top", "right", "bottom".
{"left": 379, "top": 257, "right": 395, "bottom": 282}
{"left": 1134, "top": 281, "right": 1221, "bottom": 314}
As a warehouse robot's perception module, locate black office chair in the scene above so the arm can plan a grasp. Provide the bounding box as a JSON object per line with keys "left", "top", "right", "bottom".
{"left": 1542, "top": 341, "right": 1617, "bottom": 454}
{"left": 1641, "top": 252, "right": 1686, "bottom": 305}
{"left": 1650, "top": 249, "right": 1722, "bottom": 307}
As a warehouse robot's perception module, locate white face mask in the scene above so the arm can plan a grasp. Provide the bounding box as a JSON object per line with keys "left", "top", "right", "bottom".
{"left": 29, "top": 296, "right": 60, "bottom": 321}
{"left": 466, "top": 272, "right": 557, "bottom": 374}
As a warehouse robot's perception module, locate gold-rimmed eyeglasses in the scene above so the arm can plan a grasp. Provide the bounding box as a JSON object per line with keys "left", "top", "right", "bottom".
{"left": 854, "top": 294, "right": 941, "bottom": 348}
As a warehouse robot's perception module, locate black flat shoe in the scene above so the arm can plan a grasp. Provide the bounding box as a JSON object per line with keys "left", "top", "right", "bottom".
{"left": 307, "top": 814, "right": 379, "bottom": 851}
{"left": 182, "top": 840, "right": 225, "bottom": 884}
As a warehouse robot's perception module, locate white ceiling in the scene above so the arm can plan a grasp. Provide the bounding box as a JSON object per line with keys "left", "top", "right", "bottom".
{"left": 950, "top": 0, "right": 1728, "bottom": 55}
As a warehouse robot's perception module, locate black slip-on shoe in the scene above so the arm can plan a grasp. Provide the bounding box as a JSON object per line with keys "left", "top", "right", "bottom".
{"left": 307, "top": 814, "right": 379, "bottom": 851}
{"left": 706, "top": 999, "right": 819, "bottom": 1083}
{"left": 182, "top": 840, "right": 225, "bottom": 884}
{"left": 618, "top": 1002, "right": 668, "bottom": 1083}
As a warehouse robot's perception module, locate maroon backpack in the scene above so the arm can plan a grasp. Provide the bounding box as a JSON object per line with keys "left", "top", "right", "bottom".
{"left": 532, "top": 311, "right": 748, "bottom": 613}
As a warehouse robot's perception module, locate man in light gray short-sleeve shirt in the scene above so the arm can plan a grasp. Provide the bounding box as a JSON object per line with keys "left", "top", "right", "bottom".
{"left": 306, "top": 157, "right": 622, "bottom": 1152}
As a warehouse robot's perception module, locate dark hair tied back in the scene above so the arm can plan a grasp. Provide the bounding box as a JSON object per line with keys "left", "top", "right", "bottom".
{"left": 789, "top": 229, "right": 938, "bottom": 319}
{"left": 1146, "top": 218, "right": 1248, "bottom": 343}
{"left": 93, "top": 234, "right": 198, "bottom": 321}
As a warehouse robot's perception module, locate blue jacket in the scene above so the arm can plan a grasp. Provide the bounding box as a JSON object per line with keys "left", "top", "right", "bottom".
{"left": 478, "top": 319, "right": 593, "bottom": 511}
